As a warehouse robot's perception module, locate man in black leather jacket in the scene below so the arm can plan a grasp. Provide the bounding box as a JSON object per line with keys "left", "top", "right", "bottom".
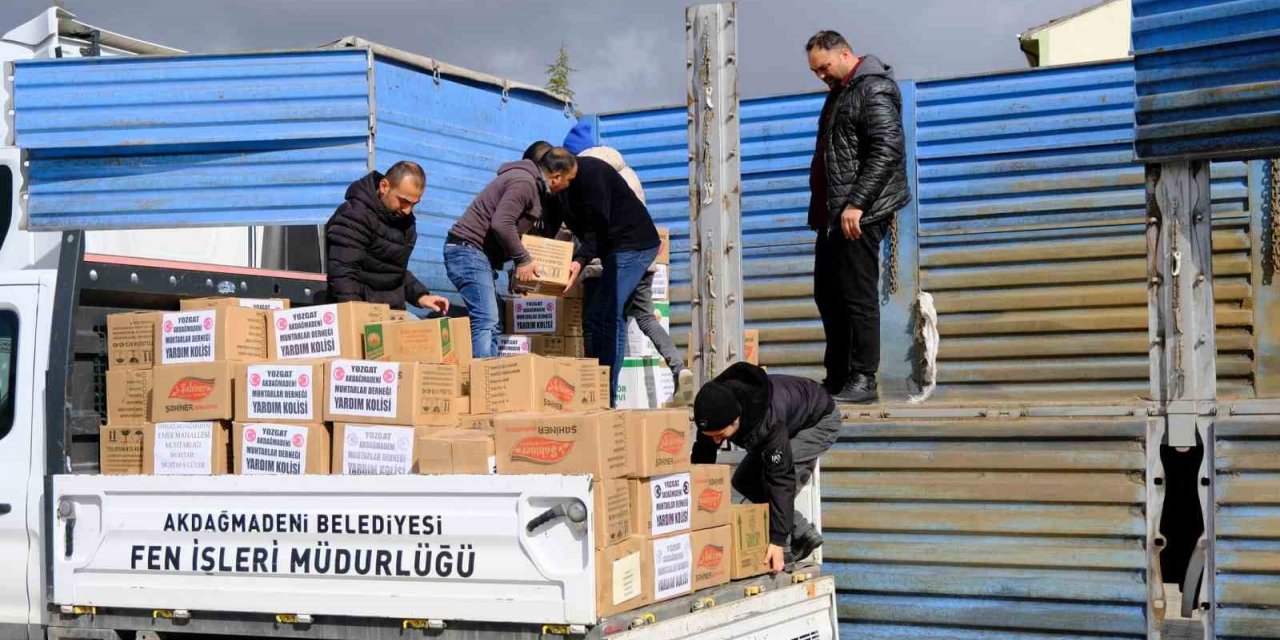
{"left": 805, "top": 30, "right": 911, "bottom": 404}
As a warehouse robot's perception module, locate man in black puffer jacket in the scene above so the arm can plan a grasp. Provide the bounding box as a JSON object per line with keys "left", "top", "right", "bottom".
{"left": 806, "top": 31, "right": 911, "bottom": 404}
{"left": 326, "top": 161, "right": 450, "bottom": 313}
{"left": 692, "top": 363, "right": 841, "bottom": 573}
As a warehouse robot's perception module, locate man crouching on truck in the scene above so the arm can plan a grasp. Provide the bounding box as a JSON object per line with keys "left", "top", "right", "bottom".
{"left": 326, "top": 161, "right": 451, "bottom": 313}
{"left": 692, "top": 362, "right": 840, "bottom": 572}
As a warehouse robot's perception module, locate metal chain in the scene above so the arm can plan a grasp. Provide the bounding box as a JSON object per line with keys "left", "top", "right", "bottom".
{"left": 1270, "top": 159, "right": 1280, "bottom": 273}
{"left": 1170, "top": 213, "right": 1184, "bottom": 399}
{"left": 886, "top": 215, "right": 900, "bottom": 297}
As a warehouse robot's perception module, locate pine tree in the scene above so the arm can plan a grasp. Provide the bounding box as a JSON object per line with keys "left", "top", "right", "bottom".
{"left": 545, "top": 42, "right": 575, "bottom": 103}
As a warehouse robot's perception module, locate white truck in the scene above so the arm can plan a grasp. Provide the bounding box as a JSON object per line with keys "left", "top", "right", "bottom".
{"left": 0, "top": 232, "right": 837, "bottom": 640}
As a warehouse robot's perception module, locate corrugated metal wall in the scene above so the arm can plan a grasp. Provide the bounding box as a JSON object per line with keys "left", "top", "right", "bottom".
{"left": 828, "top": 408, "right": 1154, "bottom": 639}
{"left": 1214, "top": 405, "right": 1280, "bottom": 639}
{"left": 914, "top": 60, "right": 1257, "bottom": 402}
{"left": 12, "top": 49, "right": 373, "bottom": 229}
{"left": 1132, "top": 0, "right": 1280, "bottom": 162}
{"left": 598, "top": 89, "right": 919, "bottom": 397}
{"left": 372, "top": 59, "right": 573, "bottom": 298}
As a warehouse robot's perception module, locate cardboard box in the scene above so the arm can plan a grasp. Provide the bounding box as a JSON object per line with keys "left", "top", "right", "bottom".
{"left": 631, "top": 473, "right": 692, "bottom": 537}
{"left": 643, "top": 532, "right": 692, "bottom": 604}
{"left": 415, "top": 430, "right": 495, "bottom": 474}
{"left": 181, "top": 297, "right": 290, "bottom": 311}
{"left": 594, "top": 478, "right": 632, "bottom": 550}
{"left": 691, "top": 525, "right": 732, "bottom": 591}
{"left": 471, "top": 354, "right": 587, "bottom": 414}
{"left": 233, "top": 422, "right": 331, "bottom": 475}
{"left": 331, "top": 423, "right": 419, "bottom": 475}
{"left": 323, "top": 360, "right": 462, "bottom": 426}
{"left": 142, "top": 421, "right": 231, "bottom": 475}
{"left": 655, "top": 227, "right": 670, "bottom": 265}
{"left": 99, "top": 425, "right": 146, "bottom": 474}
{"left": 365, "top": 318, "right": 468, "bottom": 364}
{"left": 460, "top": 413, "right": 495, "bottom": 433}
{"left": 154, "top": 307, "right": 269, "bottom": 365}
{"left": 106, "top": 311, "right": 158, "bottom": 370}
{"left": 151, "top": 362, "right": 238, "bottom": 422}
{"left": 692, "top": 464, "right": 732, "bottom": 531}
{"left": 498, "top": 335, "right": 586, "bottom": 358}
{"left": 744, "top": 329, "right": 760, "bottom": 366}
{"left": 616, "top": 358, "right": 675, "bottom": 409}
{"left": 730, "top": 504, "right": 770, "bottom": 580}
{"left": 271, "top": 302, "right": 390, "bottom": 360}
{"left": 627, "top": 409, "right": 692, "bottom": 477}
{"left": 505, "top": 295, "right": 581, "bottom": 336}
{"left": 235, "top": 361, "right": 325, "bottom": 423}
{"left": 449, "top": 317, "right": 473, "bottom": 367}
{"left": 518, "top": 235, "right": 574, "bottom": 295}
{"left": 493, "top": 411, "right": 629, "bottom": 479}
{"left": 597, "top": 537, "right": 648, "bottom": 618}
{"left": 106, "top": 368, "right": 152, "bottom": 426}
{"left": 651, "top": 264, "right": 670, "bottom": 301}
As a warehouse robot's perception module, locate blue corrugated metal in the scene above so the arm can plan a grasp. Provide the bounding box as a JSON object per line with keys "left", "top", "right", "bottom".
{"left": 831, "top": 411, "right": 1153, "bottom": 639}
{"left": 1214, "top": 408, "right": 1280, "bottom": 639}
{"left": 597, "top": 88, "right": 920, "bottom": 397}
{"left": 915, "top": 60, "right": 1257, "bottom": 401}
{"left": 372, "top": 59, "right": 573, "bottom": 298}
{"left": 1133, "top": 0, "right": 1280, "bottom": 161}
{"left": 12, "top": 49, "right": 373, "bottom": 229}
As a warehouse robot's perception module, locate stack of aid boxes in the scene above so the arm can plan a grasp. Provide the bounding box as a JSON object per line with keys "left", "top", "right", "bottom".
{"left": 624, "top": 409, "right": 733, "bottom": 606}
{"left": 617, "top": 227, "right": 674, "bottom": 409}
{"left": 500, "top": 235, "right": 586, "bottom": 359}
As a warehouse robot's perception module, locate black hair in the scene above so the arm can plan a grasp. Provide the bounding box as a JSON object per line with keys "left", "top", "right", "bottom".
{"left": 384, "top": 160, "right": 426, "bottom": 188}
{"left": 805, "top": 30, "right": 850, "bottom": 53}
{"left": 523, "top": 140, "right": 553, "bottom": 162}
{"left": 537, "top": 147, "right": 578, "bottom": 174}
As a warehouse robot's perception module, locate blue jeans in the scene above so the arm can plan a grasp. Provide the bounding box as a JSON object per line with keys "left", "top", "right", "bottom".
{"left": 588, "top": 246, "right": 660, "bottom": 405}
{"left": 444, "top": 243, "right": 501, "bottom": 359}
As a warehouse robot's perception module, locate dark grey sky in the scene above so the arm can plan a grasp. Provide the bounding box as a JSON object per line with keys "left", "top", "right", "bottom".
{"left": 6, "top": 0, "right": 1096, "bottom": 113}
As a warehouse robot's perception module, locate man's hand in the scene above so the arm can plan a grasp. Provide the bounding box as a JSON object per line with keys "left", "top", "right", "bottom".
{"left": 515, "top": 262, "right": 542, "bottom": 283}
{"left": 765, "top": 544, "right": 785, "bottom": 574}
{"left": 841, "top": 206, "right": 864, "bottom": 240}
{"left": 417, "top": 295, "right": 450, "bottom": 314}
{"left": 562, "top": 261, "right": 583, "bottom": 295}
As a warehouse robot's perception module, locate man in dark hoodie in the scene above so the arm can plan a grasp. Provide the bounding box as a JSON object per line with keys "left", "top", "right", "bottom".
{"left": 806, "top": 31, "right": 911, "bottom": 404}
{"left": 326, "top": 161, "right": 450, "bottom": 313}
{"left": 692, "top": 362, "right": 841, "bottom": 572}
{"left": 445, "top": 148, "right": 578, "bottom": 357}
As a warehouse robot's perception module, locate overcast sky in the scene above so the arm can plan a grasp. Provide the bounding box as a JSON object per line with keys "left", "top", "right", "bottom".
{"left": 5, "top": 0, "right": 1098, "bottom": 113}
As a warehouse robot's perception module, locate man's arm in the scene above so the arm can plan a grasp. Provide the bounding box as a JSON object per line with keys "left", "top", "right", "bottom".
{"left": 492, "top": 179, "right": 537, "bottom": 266}
{"left": 759, "top": 429, "right": 797, "bottom": 547}
{"left": 844, "top": 78, "right": 905, "bottom": 213}
{"left": 403, "top": 269, "right": 431, "bottom": 304}
{"left": 691, "top": 431, "right": 719, "bottom": 465}
{"left": 572, "top": 172, "right": 610, "bottom": 265}
{"left": 325, "top": 207, "right": 369, "bottom": 302}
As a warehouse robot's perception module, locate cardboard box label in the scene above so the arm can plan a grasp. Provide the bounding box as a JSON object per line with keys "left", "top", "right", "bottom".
{"left": 274, "top": 305, "right": 341, "bottom": 359}
{"left": 242, "top": 298, "right": 287, "bottom": 310}
{"left": 653, "top": 534, "right": 692, "bottom": 601}
{"left": 153, "top": 422, "right": 215, "bottom": 475}
{"left": 511, "top": 298, "right": 559, "bottom": 334}
{"left": 240, "top": 423, "right": 309, "bottom": 475}
{"left": 328, "top": 360, "right": 399, "bottom": 419}
{"left": 246, "top": 364, "right": 315, "bottom": 421}
{"left": 341, "top": 424, "right": 415, "bottom": 475}
{"left": 159, "top": 311, "right": 216, "bottom": 364}
{"left": 499, "top": 335, "right": 532, "bottom": 355}
{"left": 613, "top": 552, "right": 642, "bottom": 606}
{"left": 650, "top": 473, "right": 692, "bottom": 536}
{"left": 652, "top": 264, "right": 669, "bottom": 300}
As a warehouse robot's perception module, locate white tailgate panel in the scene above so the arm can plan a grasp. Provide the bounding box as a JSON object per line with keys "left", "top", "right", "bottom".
{"left": 52, "top": 474, "right": 594, "bottom": 624}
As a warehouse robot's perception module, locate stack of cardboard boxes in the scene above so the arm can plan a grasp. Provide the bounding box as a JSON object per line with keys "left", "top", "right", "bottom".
{"left": 617, "top": 227, "right": 674, "bottom": 409}
{"left": 500, "top": 236, "right": 586, "bottom": 358}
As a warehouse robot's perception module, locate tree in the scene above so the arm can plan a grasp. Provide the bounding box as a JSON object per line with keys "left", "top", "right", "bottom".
{"left": 545, "top": 42, "right": 575, "bottom": 104}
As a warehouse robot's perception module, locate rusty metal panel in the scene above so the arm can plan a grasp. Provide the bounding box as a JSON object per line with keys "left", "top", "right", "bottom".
{"left": 1132, "top": 0, "right": 1280, "bottom": 162}
{"left": 1214, "top": 409, "right": 1280, "bottom": 639}
{"left": 916, "top": 60, "right": 1257, "bottom": 401}
{"left": 828, "top": 409, "right": 1156, "bottom": 639}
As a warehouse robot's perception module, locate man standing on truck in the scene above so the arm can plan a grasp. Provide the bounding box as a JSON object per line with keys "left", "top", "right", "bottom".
{"left": 692, "top": 362, "right": 839, "bottom": 572}
{"left": 806, "top": 30, "right": 911, "bottom": 404}
{"left": 326, "top": 161, "right": 452, "bottom": 313}
{"left": 445, "top": 148, "right": 578, "bottom": 358}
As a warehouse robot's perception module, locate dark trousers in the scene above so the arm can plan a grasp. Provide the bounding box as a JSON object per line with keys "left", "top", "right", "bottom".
{"left": 732, "top": 409, "right": 841, "bottom": 543}
{"left": 814, "top": 221, "right": 886, "bottom": 386}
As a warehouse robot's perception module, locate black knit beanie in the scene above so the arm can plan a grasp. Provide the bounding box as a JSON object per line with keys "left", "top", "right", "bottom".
{"left": 693, "top": 381, "right": 742, "bottom": 432}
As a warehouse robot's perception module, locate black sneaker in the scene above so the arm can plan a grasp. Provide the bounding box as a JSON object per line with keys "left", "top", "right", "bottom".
{"left": 833, "top": 373, "right": 878, "bottom": 404}
{"left": 791, "top": 530, "right": 824, "bottom": 564}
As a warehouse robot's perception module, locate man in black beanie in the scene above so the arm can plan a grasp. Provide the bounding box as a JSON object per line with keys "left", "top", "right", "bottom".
{"left": 692, "top": 362, "right": 841, "bottom": 572}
